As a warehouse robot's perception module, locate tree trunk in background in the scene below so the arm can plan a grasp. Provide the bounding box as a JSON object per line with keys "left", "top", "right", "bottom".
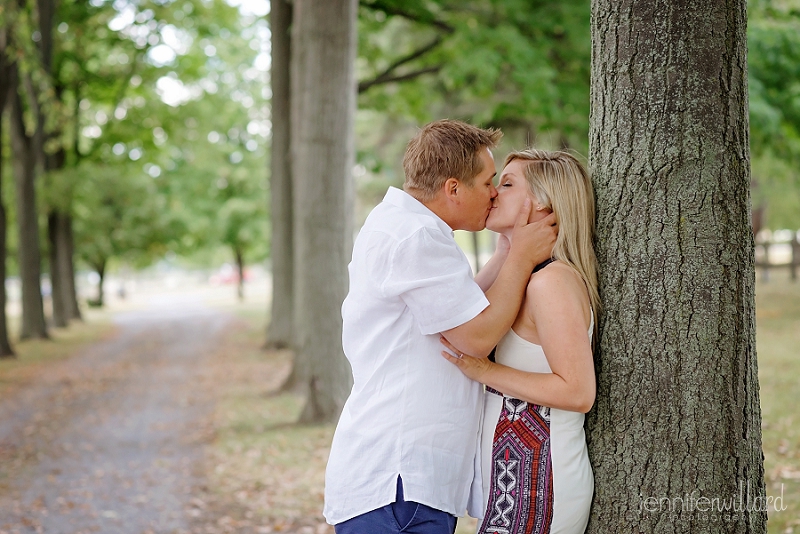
{"left": 266, "top": 0, "right": 294, "bottom": 350}
{"left": 0, "top": 196, "right": 12, "bottom": 355}
{"left": 586, "top": 1, "right": 765, "bottom": 532}
{"left": 48, "top": 212, "right": 68, "bottom": 327}
{"left": 471, "top": 232, "right": 480, "bottom": 273}
{"left": 95, "top": 261, "right": 106, "bottom": 308}
{"left": 0, "top": 28, "right": 16, "bottom": 357}
{"left": 44, "top": 146, "right": 72, "bottom": 329}
{"left": 9, "top": 66, "right": 48, "bottom": 340}
{"left": 37, "top": 0, "right": 77, "bottom": 329}
{"left": 290, "top": 0, "right": 356, "bottom": 423}
{"left": 51, "top": 211, "right": 81, "bottom": 324}
{"left": 234, "top": 246, "right": 245, "bottom": 301}
{"left": 63, "top": 214, "right": 81, "bottom": 320}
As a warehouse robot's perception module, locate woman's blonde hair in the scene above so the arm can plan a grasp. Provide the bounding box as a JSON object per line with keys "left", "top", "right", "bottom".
{"left": 504, "top": 148, "right": 601, "bottom": 333}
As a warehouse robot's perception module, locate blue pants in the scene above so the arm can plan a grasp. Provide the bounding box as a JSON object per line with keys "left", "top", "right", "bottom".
{"left": 334, "top": 477, "right": 457, "bottom": 534}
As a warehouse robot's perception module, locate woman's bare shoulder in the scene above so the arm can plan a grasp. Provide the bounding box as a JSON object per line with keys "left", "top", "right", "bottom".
{"left": 524, "top": 261, "right": 590, "bottom": 321}
{"left": 526, "top": 261, "right": 584, "bottom": 296}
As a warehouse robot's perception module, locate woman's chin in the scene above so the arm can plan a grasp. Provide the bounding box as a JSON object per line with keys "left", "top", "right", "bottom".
{"left": 486, "top": 212, "right": 513, "bottom": 234}
{"left": 485, "top": 219, "right": 504, "bottom": 234}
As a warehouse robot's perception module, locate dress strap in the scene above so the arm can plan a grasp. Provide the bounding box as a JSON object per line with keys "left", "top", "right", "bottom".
{"left": 533, "top": 258, "right": 554, "bottom": 273}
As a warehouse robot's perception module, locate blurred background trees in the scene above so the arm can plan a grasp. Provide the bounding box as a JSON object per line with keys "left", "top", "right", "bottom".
{"left": 0, "top": 0, "right": 268, "bottom": 352}
{"left": 1, "top": 0, "right": 799, "bottom": 412}
{"left": 748, "top": 0, "right": 800, "bottom": 231}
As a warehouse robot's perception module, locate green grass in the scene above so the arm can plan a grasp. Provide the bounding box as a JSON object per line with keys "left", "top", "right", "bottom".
{"left": 757, "top": 270, "right": 800, "bottom": 534}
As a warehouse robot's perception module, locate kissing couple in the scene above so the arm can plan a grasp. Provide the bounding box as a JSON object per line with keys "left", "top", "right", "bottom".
{"left": 325, "top": 119, "right": 598, "bottom": 534}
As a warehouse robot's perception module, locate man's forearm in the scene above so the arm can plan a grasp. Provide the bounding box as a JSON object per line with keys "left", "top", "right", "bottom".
{"left": 443, "top": 248, "right": 532, "bottom": 356}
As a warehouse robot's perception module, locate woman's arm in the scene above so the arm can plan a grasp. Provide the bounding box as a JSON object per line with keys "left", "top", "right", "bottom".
{"left": 441, "top": 265, "right": 596, "bottom": 413}
{"left": 473, "top": 235, "right": 510, "bottom": 292}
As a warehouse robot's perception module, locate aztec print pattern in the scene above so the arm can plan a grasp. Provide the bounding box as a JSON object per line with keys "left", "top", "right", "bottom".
{"left": 478, "top": 387, "right": 553, "bottom": 534}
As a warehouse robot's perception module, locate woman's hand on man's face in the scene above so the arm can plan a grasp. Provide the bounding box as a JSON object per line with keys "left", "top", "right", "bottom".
{"left": 439, "top": 335, "right": 493, "bottom": 383}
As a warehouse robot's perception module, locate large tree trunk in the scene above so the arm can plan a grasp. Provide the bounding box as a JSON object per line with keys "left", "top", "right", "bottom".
{"left": 9, "top": 65, "right": 48, "bottom": 340}
{"left": 266, "top": 0, "right": 294, "bottom": 350}
{"left": 290, "top": 0, "right": 356, "bottom": 423}
{"left": 586, "top": 1, "right": 765, "bottom": 533}
{"left": 0, "top": 28, "right": 16, "bottom": 357}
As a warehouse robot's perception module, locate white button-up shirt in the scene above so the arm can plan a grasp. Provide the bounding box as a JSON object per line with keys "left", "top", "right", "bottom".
{"left": 324, "top": 187, "right": 489, "bottom": 525}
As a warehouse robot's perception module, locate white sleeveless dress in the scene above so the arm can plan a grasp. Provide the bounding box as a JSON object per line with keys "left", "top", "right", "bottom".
{"left": 475, "top": 319, "right": 594, "bottom": 534}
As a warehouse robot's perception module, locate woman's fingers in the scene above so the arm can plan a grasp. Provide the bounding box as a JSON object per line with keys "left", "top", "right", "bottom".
{"left": 515, "top": 198, "right": 532, "bottom": 228}
{"left": 439, "top": 335, "right": 460, "bottom": 355}
{"left": 441, "top": 350, "right": 465, "bottom": 367}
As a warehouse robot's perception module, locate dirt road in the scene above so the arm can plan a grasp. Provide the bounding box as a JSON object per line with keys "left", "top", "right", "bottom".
{"left": 0, "top": 297, "right": 233, "bottom": 534}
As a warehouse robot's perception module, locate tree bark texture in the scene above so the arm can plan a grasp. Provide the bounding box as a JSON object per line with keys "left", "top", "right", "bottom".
{"left": 267, "top": 0, "right": 294, "bottom": 350}
{"left": 586, "top": 1, "right": 765, "bottom": 533}
{"left": 9, "top": 66, "right": 48, "bottom": 340}
{"left": 290, "top": 0, "right": 356, "bottom": 423}
{"left": 0, "top": 29, "right": 16, "bottom": 357}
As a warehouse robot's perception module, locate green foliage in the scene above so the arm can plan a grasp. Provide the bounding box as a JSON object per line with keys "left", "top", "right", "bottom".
{"left": 358, "top": 0, "right": 590, "bottom": 148}
{"left": 11, "top": 0, "right": 269, "bottom": 274}
{"left": 354, "top": 0, "right": 591, "bottom": 210}
{"left": 71, "top": 162, "right": 171, "bottom": 270}
{"left": 748, "top": 0, "right": 800, "bottom": 228}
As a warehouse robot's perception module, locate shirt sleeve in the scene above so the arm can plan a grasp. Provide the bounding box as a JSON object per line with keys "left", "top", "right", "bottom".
{"left": 380, "top": 227, "right": 489, "bottom": 335}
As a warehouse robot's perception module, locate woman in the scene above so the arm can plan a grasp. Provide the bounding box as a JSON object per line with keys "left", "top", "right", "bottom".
{"left": 441, "top": 148, "right": 599, "bottom": 534}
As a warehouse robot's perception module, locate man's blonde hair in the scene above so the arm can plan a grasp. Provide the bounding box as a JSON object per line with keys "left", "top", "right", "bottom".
{"left": 403, "top": 119, "right": 502, "bottom": 202}
{"left": 505, "top": 148, "right": 601, "bottom": 326}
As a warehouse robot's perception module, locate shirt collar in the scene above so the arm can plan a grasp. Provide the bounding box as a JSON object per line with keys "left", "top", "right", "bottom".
{"left": 383, "top": 187, "right": 454, "bottom": 236}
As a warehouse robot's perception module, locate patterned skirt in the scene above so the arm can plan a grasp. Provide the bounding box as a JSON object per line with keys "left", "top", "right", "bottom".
{"left": 478, "top": 387, "right": 553, "bottom": 534}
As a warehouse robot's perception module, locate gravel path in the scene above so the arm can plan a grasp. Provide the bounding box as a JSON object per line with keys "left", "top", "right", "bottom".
{"left": 0, "top": 298, "right": 233, "bottom": 534}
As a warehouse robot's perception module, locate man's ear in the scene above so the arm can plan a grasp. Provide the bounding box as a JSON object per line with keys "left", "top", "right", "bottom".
{"left": 443, "top": 177, "right": 460, "bottom": 202}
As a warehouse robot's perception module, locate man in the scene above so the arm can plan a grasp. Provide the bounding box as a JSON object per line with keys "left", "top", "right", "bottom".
{"left": 324, "top": 120, "right": 557, "bottom": 533}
